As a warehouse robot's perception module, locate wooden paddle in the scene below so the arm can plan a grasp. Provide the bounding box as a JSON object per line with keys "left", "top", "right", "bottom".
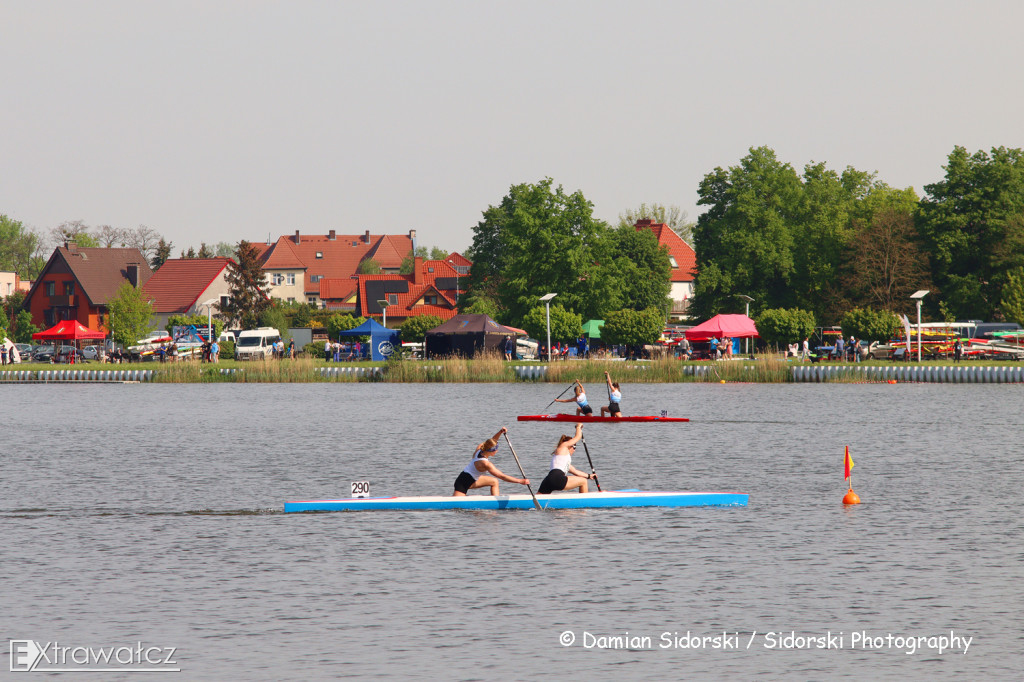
{"left": 579, "top": 436, "right": 602, "bottom": 492}
{"left": 503, "top": 433, "right": 542, "bottom": 510}
{"left": 543, "top": 383, "right": 575, "bottom": 412}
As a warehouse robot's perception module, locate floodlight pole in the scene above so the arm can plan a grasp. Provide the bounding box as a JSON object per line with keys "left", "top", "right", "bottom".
{"left": 377, "top": 299, "right": 390, "bottom": 328}
{"left": 540, "top": 293, "right": 557, "bottom": 362}
{"left": 910, "top": 290, "right": 929, "bottom": 363}
{"left": 736, "top": 294, "right": 754, "bottom": 356}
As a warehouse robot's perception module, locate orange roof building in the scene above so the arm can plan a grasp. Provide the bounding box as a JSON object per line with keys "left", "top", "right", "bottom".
{"left": 634, "top": 219, "right": 698, "bottom": 319}
{"left": 320, "top": 256, "right": 467, "bottom": 324}
{"left": 25, "top": 243, "right": 153, "bottom": 333}
{"left": 260, "top": 229, "right": 417, "bottom": 307}
{"left": 140, "top": 258, "right": 234, "bottom": 329}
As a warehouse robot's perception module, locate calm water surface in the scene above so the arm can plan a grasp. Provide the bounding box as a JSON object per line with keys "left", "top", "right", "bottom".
{"left": 1, "top": 382, "right": 1021, "bottom": 680}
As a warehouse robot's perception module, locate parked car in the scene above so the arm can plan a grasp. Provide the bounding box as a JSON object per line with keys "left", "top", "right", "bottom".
{"left": 32, "top": 346, "right": 56, "bottom": 362}
{"left": 15, "top": 343, "right": 33, "bottom": 358}
{"left": 82, "top": 345, "right": 106, "bottom": 361}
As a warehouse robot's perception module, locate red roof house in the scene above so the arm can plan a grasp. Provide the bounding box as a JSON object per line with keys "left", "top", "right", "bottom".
{"left": 634, "top": 219, "right": 698, "bottom": 318}
{"left": 259, "top": 229, "right": 417, "bottom": 307}
{"left": 25, "top": 243, "right": 153, "bottom": 333}
{"left": 321, "top": 256, "right": 467, "bottom": 324}
{"left": 141, "top": 258, "right": 234, "bottom": 329}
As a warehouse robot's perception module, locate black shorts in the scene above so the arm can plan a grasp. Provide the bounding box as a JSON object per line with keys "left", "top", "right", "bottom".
{"left": 579, "top": 404, "right": 593, "bottom": 415}
{"left": 453, "top": 471, "right": 476, "bottom": 494}
{"left": 538, "top": 469, "right": 568, "bottom": 495}
{"left": 608, "top": 402, "right": 621, "bottom": 415}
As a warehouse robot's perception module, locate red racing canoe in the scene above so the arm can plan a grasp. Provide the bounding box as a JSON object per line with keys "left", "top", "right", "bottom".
{"left": 517, "top": 414, "right": 689, "bottom": 423}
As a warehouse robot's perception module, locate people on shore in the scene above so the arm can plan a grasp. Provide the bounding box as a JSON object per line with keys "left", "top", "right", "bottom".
{"left": 537, "top": 423, "right": 594, "bottom": 494}
{"left": 600, "top": 371, "right": 622, "bottom": 418}
{"left": 554, "top": 379, "right": 593, "bottom": 415}
{"left": 452, "top": 426, "right": 530, "bottom": 496}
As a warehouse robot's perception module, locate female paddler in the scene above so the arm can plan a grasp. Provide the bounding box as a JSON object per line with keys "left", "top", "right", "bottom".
{"left": 553, "top": 379, "right": 592, "bottom": 416}
{"left": 452, "top": 427, "right": 531, "bottom": 496}
{"left": 600, "top": 371, "right": 622, "bottom": 418}
{"left": 537, "top": 423, "right": 595, "bottom": 494}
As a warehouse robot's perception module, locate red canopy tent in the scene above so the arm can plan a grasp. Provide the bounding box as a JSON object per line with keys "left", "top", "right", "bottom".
{"left": 684, "top": 314, "right": 759, "bottom": 341}
{"left": 32, "top": 320, "right": 107, "bottom": 341}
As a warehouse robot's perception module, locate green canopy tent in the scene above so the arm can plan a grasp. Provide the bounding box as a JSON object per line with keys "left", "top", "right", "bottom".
{"left": 581, "top": 319, "right": 605, "bottom": 339}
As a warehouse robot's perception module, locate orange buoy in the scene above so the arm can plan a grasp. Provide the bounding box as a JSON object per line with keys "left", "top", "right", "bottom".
{"left": 843, "top": 489, "right": 861, "bottom": 505}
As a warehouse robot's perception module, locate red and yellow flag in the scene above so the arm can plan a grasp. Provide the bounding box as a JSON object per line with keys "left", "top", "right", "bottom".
{"left": 844, "top": 446, "right": 854, "bottom": 481}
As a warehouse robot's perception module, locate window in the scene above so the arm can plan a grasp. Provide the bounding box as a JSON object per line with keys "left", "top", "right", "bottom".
{"left": 45, "top": 281, "right": 55, "bottom": 296}
{"left": 315, "top": 252, "right": 323, "bottom": 259}
{"left": 388, "top": 294, "right": 398, "bottom": 305}
{"left": 669, "top": 256, "right": 678, "bottom": 268}
{"left": 272, "top": 273, "right": 284, "bottom": 285}
{"left": 423, "top": 295, "right": 438, "bottom": 305}
{"left": 286, "top": 273, "right": 295, "bottom": 286}
{"left": 311, "top": 275, "right": 322, "bottom": 283}
{"left": 64, "top": 282, "right": 75, "bottom": 296}
{"left": 220, "top": 295, "right": 231, "bottom": 308}
{"left": 427, "top": 267, "right": 434, "bottom": 273}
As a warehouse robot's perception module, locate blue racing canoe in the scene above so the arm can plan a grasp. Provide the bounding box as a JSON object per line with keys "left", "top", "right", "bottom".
{"left": 284, "top": 490, "right": 748, "bottom": 512}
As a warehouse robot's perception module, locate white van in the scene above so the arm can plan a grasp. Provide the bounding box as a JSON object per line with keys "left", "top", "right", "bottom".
{"left": 235, "top": 327, "right": 283, "bottom": 360}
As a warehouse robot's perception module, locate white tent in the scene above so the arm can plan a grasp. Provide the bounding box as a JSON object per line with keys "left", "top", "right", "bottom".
{"left": 2, "top": 337, "right": 21, "bottom": 363}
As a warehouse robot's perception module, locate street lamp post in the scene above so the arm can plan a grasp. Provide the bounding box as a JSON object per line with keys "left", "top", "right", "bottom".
{"left": 377, "top": 299, "right": 391, "bottom": 328}
{"left": 910, "top": 290, "right": 928, "bottom": 362}
{"left": 199, "top": 298, "right": 218, "bottom": 342}
{"left": 539, "top": 293, "right": 557, "bottom": 362}
{"left": 736, "top": 294, "right": 754, "bottom": 357}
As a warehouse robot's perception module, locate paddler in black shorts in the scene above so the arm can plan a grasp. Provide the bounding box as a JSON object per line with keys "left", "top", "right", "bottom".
{"left": 452, "top": 427, "right": 530, "bottom": 496}
{"left": 537, "top": 423, "right": 594, "bottom": 494}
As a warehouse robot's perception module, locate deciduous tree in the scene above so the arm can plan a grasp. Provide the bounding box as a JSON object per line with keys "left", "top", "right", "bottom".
{"left": 107, "top": 282, "right": 155, "bottom": 349}
{"left": 222, "top": 240, "right": 270, "bottom": 329}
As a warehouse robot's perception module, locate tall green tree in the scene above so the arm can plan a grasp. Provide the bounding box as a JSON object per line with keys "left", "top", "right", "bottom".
{"left": 691, "top": 147, "right": 803, "bottom": 319}
{"left": 466, "top": 178, "right": 617, "bottom": 324}
{"left": 0, "top": 215, "right": 44, "bottom": 279}
{"left": 754, "top": 308, "right": 816, "bottom": 348}
{"left": 918, "top": 146, "right": 1024, "bottom": 319}
{"left": 221, "top": 240, "right": 270, "bottom": 329}
{"left": 607, "top": 224, "right": 672, "bottom": 314}
{"left": 107, "top": 282, "right": 155, "bottom": 348}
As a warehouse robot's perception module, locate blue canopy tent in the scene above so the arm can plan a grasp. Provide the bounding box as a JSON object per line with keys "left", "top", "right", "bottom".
{"left": 336, "top": 319, "right": 400, "bottom": 361}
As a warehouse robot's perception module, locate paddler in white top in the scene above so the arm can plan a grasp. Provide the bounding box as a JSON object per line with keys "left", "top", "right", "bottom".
{"left": 537, "top": 423, "right": 594, "bottom": 494}
{"left": 452, "top": 427, "right": 531, "bottom": 496}
{"left": 600, "top": 371, "right": 622, "bottom": 418}
{"left": 553, "top": 379, "right": 593, "bottom": 416}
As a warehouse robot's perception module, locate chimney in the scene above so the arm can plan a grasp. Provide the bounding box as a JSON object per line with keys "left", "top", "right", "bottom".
{"left": 409, "top": 229, "right": 418, "bottom": 252}
{"left": 328, "top": 229, "right": 336, "bottom": 240}
{"left": 413, "top": 256, "right": 423, "bottom": 286}
{"left": 126, "top": 263, "right": 139, "bottom": 287}
{"left": 293, "top": 230, "right": 300, "bottom": 245}
{"left": 363, "top": 230, "right": 371, "bottom": 244}
{"left": 66, "top": 240, "right": 78, "bottom": 255}
{"left": 636, "top": 219, "right": 653, "bottom": 228}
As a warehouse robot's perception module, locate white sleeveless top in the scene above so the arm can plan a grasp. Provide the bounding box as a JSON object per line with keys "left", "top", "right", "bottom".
{"left": 463, "top": 448, "right": 487, "bottom": 480}
{"left": 550, "top": 450, "right": 572, "bottom": 474}
{"left": 609, "top": 389, "right": 621, "bottom": 404}
{"left": 575, "top": 391, "right": 588, "bottom": 408}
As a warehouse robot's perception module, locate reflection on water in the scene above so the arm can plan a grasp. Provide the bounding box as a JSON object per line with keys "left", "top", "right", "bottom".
{"left": 2, "top": 382, "right": 1020, "bottom": 680}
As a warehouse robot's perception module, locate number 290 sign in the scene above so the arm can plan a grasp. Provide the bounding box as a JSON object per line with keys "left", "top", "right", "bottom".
{"left": 351, "top": 481, "right": 370, "bottom": 498}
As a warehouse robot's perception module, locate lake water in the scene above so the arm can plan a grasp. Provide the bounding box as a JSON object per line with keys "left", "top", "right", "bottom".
{"left": 1, "top": 382, "right": 1020, "bottom": 680}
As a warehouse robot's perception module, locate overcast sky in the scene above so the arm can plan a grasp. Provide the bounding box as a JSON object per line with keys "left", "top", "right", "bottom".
{"left": 3, "top": 1, "right": 1023, "bottom": 256}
